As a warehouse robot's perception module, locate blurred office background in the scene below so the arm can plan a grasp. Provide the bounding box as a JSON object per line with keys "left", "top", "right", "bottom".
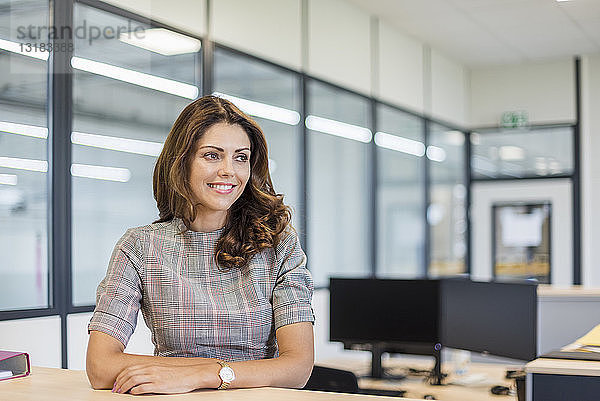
{"left": 0, "top": 0, "right": 599, "bottom": 369}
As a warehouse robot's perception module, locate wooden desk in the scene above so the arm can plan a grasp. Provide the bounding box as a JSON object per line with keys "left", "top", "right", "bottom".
{"left": 525, "top": 358, "right": 600, "bottom": 401}
{"left": 0, "top": 366, "right": 423, "bottom": 400}
{"left": 319, "top": 357, "right": 517, "bottom": 401}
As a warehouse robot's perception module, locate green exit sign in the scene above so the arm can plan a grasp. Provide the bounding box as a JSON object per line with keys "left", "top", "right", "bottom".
{"left": 501, "top": 111, "right": 528, "bottom": 128}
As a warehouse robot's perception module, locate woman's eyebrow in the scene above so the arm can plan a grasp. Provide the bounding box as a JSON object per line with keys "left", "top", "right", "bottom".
{"left": 198, "top": 145, "right": 224, "bottom": 151}
{"left": 198, "top": 145, "right": 250, "bottom": 153}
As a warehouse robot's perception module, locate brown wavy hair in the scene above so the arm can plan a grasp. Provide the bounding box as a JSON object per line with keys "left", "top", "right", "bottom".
{"left": 153, "top": 95, "right": 292, "bottom": 270}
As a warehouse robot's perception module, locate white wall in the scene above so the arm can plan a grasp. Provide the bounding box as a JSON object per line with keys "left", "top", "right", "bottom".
{"left": 581, "top": 53, "right": 600, "bottom": 287}
{"left": 430, "top": 49, "right": 469, "bottom": 127}
{"left": 470, "top": 59, "right": 576, "bottom": 127}
{"left": 0, "top": 316, "right": 61, "bottom": 368}
{"left": 211, "top": 0, "right": 302, "bottom": 70}
{"left": 307, "top": 0, "right": 372, "bottom": 94}
{"left": 100, "top": 0, "right": 206, "bottom": 36}
{"left": 377, "top": 19, "right": 424, "bottom": 113}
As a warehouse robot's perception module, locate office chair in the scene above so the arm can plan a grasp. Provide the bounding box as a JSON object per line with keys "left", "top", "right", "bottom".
{"left": 303, "top": 365, "right": 360, "bottom": 393}
{"left": 304, "top": 365, "right": 407, "bottom": 397}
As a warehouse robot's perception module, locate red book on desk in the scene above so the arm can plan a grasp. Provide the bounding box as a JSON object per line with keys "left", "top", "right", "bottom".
{"left": 0, "top": 351, "right": 30, "bottom": 381}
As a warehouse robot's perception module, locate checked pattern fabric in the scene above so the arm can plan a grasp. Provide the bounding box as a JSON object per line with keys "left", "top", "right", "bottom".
{"left": 88, "top": 218, "right": 314, "bottom": 361}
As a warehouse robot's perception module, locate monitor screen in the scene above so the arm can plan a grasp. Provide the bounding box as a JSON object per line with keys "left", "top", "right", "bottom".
{"left": 329, "top": 278, "right": 441, "bottom": 345}
{"left": 441, "top": 279, "right": 537, "bottom": 361}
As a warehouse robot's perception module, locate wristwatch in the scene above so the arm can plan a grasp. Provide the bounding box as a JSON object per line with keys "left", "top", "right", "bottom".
{"left": 217, "top": 360, "right": 235, "bottom": 390}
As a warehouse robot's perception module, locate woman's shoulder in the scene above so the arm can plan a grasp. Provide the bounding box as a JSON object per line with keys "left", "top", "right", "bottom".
{"left": 119, "top": 219, "right": 180, "bottom": 245}
{"left": 274, "top": 226, "right": 302, "bottom": 255}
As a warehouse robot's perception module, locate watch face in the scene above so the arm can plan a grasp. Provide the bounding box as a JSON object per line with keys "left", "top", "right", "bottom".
{"left": 219, "top": 366, "right": 235, "bottom": 382}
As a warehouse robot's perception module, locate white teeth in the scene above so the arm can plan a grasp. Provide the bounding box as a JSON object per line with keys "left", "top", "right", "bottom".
{"left": 208, "top": 184, "right": 234, "bottom": 190}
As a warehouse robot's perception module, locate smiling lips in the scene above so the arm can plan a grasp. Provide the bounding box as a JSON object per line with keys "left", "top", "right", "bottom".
{"left": 207, "top": 183, "right": 236, "bottom": 194}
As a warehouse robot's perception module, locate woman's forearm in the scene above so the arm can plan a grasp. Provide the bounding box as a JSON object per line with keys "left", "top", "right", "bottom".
{"left": 87, "top": 351, "right": 218, "bottom": 389}
{"left": 109, "top": 353, "right": 314, "bottom": 394}
{"left": 88, "top": 323, "right": 315, "bottom": 393}
{"left": 226, "top": 353, "right": 314, "bottom": 389}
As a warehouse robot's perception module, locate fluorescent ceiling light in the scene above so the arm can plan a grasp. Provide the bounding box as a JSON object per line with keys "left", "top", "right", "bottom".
{"left": 0, "top": 156, "right": 131, "bottom": 182}
{"left": 0, "top": 38, "right": 49, "bottom": 60}
{"left": 71, "top": 131, "right": 163, "bottom": 156}
{"left": 499, "top": 145, "right": 525, "bottom": 161}
{"left": 71, "top": 57, "right": 198, "bottom": 99}
{"left": 119, "top": 28, "right": 201, "bottom": 56}
{"left": 374, "top": 131, "right": 425, "bottom": 157}
{"left": 214, "top": 92, "right": 300, "bottom": 125}
{"left": 71, "top": 163, "right": 131, "bottom": 182}
{"left": 0, "top": 174, "right": 17, "bottom": 185}
{"left": 305, "top": 115, "right": 372, "bottom": 143}
{"left": 0, "top": 156, "right": 48, "bottom": 172}
{"left": 426, "top": 145, "right": 446, "bottom": 162}
{"left": 0, "top": 37, "right": 198, "bottom": 98}
{"left": 0, "top": 121, "right": 48, "bottom": 139}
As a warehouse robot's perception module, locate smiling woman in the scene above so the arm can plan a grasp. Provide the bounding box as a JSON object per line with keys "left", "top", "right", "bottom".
{"left": 85, "top": 96, "right": 315, "bottom": 395}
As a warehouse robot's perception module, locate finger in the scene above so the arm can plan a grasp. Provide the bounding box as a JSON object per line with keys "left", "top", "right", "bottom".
{"left": 118, "top": 374, "right": 153, "bottom": 394}
{"left": 129, "top": 383, "right": 154, "bottom": 395}
{"left": 114, "top": 364, "right": 145, "bottom": 387}
{"left": 113, "top": 365, "right": 148, "bottom": 390}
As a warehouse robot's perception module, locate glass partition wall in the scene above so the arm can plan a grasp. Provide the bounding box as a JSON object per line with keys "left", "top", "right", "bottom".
{"left": 375, "top": 105, "right": 425, "bottom": 278}
{"left": 307, "top": 80, "right": 372, "bottom": 287}
{"left": 428, "top": 124, "right": 467, "bottom": 276}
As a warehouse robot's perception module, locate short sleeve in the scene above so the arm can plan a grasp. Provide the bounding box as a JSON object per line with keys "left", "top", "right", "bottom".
{"left": 272, "top": 231, "right": 315, "bottom": 330}
{"left": 88, "top": 229, "right": 143, "bottom": 347}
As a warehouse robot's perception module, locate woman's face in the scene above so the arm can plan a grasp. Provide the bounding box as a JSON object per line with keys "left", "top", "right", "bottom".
{"left": 189, "top": 122, "right": 251, "bottom": 222}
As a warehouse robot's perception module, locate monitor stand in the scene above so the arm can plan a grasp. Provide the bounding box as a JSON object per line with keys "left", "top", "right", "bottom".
{"left": 369, "top": 343, "right": 444, "bottom": 385}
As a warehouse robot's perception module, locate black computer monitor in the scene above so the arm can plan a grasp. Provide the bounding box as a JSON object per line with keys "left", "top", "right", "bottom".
{"left": 330, "top": 278, "right": 441, "bottom": 344}
{"left": 441, "top": 279, "right": 538, "bottom": 361}
{"left": 329, "top": 278, "right": 443, "bottom": 380}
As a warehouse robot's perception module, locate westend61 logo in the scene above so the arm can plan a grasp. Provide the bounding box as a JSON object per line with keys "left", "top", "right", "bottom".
{"left": 16, "top": 19, "right": 146, "bottom": 46}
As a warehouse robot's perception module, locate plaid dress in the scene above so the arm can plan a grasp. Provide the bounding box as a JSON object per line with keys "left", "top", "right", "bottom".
{"left": 88, "top": 218, "right": 314, "bottom": 361}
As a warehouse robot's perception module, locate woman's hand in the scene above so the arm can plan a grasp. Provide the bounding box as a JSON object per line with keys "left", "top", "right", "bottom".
{"left": 112, "top": 363, "right": 220, "bottom": 395}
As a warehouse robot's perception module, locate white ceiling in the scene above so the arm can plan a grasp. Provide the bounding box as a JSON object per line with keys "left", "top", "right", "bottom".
{"left": 346, "top": 0, "right": 600, "bottom": 67}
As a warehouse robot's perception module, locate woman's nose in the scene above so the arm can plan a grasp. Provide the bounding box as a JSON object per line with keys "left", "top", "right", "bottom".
{"left": 218, "top": 158, "right": 234, "bottom": 176}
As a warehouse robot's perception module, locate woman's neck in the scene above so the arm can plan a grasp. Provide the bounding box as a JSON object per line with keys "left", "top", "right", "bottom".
{"left": 188, "top": 210, "right": 227, "bottom": 232}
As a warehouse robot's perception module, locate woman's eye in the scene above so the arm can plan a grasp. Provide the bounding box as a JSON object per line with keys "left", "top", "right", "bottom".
{"left": 235, "top": 154, "right": 249, "bottom": 162}
{"left": 204, "top": 152, "right": 219, "bottom": 160}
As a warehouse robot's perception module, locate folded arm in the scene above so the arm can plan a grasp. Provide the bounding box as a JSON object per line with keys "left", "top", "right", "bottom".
{"left": 86, "top": 330, "right": 219, "bottom": 390}
{"left": 88, "top": 321, "right": 314, "bottom": 394}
